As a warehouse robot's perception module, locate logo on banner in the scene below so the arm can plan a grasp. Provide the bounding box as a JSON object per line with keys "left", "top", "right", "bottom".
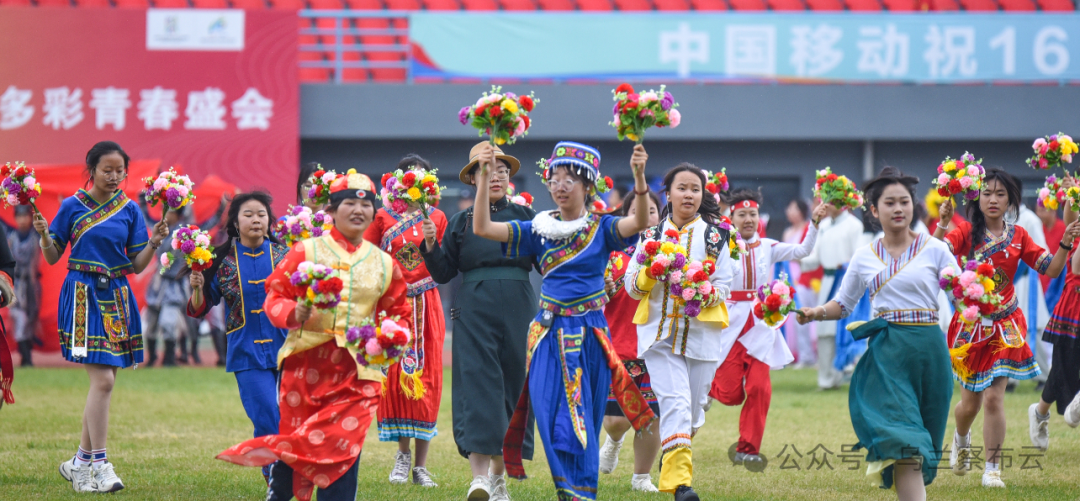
{"left": 147, "top": 9, "right": 244, "bottom": 51}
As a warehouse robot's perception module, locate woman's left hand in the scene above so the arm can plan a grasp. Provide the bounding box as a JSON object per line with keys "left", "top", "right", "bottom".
{"left": 811, "top": 202, "right": 827, "bottom": 227}
{"left": 1065, "top": 220, "right": 1080, "bottom": 246}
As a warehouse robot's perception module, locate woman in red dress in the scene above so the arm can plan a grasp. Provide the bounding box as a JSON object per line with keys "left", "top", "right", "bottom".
{"left": 934, "top": 168, "right": 1079, "bottom": 488}
{"left": 363, "top": 154, "right": 448, "bottom": 488}
{"left": 598, "top": 189, "right": 662, "bottom": 492}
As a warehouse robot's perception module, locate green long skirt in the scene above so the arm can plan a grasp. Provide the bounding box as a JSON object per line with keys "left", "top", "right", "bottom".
{"left": 848, "top": 318, "right": 953, "bottom": 489}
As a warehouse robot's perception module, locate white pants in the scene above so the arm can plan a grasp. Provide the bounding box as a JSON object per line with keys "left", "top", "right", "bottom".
{"left": 644, "top": 338, "right": 721, "bottom": 452}
{"left": 816, "top": 334, "right": 843, "bottom": 389}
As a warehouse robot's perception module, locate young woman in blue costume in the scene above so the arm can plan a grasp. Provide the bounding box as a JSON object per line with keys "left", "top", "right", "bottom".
{"left": 188, "top": 192, "right": 289, "bottom": 483}
{"left": 34, "top": 141, "right": 170, "bottom": 494}
{"left": 472, "top": 141, "right": 656, "bottom": 501}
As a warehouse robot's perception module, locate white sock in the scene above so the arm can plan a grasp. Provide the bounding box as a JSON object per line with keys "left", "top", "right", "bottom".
{"left": 489, "top": 473, "right": 504, "bottom": 482}
{"left": 632, "top": 473, "right": 651, "bottom": 481}
{"left": 608, "top": 435, "right": 624, "bottom": 445}
{"left": 985, "top": 461, "right": 1000, "bottom": 472}
{"left": 955, "top": 430, "right": 971, "bottom": 447}
{"left": 1036, "top": 409, "right": 1050, "bottom": 420}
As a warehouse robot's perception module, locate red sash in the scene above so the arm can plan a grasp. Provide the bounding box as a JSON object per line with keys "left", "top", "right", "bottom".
{"left": 729, "top": 290, "right": 756, "bottom": 302}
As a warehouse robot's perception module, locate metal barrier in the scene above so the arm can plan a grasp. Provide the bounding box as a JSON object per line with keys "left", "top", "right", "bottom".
{"left": 298, "top": 10, "right": 412, "bottom": 84}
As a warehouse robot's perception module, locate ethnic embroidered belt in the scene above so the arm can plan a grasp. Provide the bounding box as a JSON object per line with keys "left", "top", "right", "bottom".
{"left": 68, "top": 262, "right": 130, "bottom": 280}
{"left": 539, "top": 291, "right": 608, "bottom": 316}
{"left": 406, "top": 277, "right": 437, "bottom": 298}
{"left": 877, "top": 309, "right": 938, "bottom": 325}
{"left": 729, "top": 290, "right": 755, "bottom": 302}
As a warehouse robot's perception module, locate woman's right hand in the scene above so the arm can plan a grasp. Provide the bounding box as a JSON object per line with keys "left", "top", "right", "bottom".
{"left": 604, "top": 275, "right": 616, "bottom": 294}
{"left": 294, "top": 302, "right": 313, "bottom": 325}
{"left": 189, "top": 271, "right": 204, "bottom": 290}
{"left": 938, "top": 199, "right": 954, "bottom": 229}
{"left": 478, "top": 143, "right": 496, "bottom": 179}
{"left": 795, "top": 307, "right": 815, "bottom": 325}
{"left": 32, "top": 211, "right": 49, "bottom": 237}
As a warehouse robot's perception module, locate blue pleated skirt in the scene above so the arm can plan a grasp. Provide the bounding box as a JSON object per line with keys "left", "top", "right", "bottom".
{"left": 57, "top": 270, "right": 143, "bottom": 368}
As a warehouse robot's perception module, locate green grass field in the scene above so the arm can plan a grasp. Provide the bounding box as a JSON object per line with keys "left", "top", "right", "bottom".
{"left": 2, "top": 366, "right": 1078, "bottom": 500}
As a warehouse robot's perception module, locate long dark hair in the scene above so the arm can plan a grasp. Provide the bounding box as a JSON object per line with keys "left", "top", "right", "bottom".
{"left": 658, "top": 163, "right": 721, "bottom": 226}
{"left": 194, "top": 192, "right": 279, "bottom": 311}
{"left": 965, "top": 167, "right": 1021, "bottom": 260}
{"left": 297, "top": 162, "right": 321, "bottom": 205}
{"left": 862, "top": 166, "right": 919, "bottom": 233}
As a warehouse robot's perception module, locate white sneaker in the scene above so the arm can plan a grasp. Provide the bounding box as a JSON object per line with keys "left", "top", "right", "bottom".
{"left": 58, "top": 459, "right": 95, "bottom": 493}
{"left": 949, "top": 431, "right": 971, "bottom": 476}
{"left": 982, "top": 470, "right": 1005, "bottom": 488}
{"left": 631, "top": 473, "right": 659, "bottom": 492}
{"left": 1065, "top": 392, "right": 1080, "bottom": 428}
{"left": 389, "top": 451, "right": 411, "bottom": 485}
{"left": 467, "top": 475, "right": 491, "bottom": 501}
{"left": 598, "top": 435, "right": 623, "bottom": 474}
{"left": 1028, "top": 403, "right": 1050, "bottom": 451}
{"left": 489, "top": 474, "right": 510, "bottom": 501}
{"left": 92, "top": 462, "right": 125, "bottom": 493}
{"left": 412, "top": 466, "right": 437, "bottom": 487}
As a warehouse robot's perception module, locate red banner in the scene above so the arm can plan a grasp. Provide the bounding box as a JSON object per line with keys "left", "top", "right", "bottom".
{"left": 0, "top": 8, "right": 299, "bottom": 214}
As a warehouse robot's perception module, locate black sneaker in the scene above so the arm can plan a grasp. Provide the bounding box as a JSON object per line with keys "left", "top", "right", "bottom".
{"left": 674, "top": 485, "right": 699, "bottom": 501}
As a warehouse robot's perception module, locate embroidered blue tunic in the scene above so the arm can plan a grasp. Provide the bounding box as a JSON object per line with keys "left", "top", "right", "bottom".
{"left": 187, "top": 240, "right": 289, "bottom": 373}
{"left": 50, "top": 190, "right": 148, "bottom": 368}
{"left": 503, "top": 212, "right": 636, "bottom": 501}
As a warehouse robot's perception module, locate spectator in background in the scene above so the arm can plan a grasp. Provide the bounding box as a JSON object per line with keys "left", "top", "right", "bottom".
{"left": 1037, "top": 201, "right": 1066, "bottom": 291}
{"left": 297, "top": 161, "right": 324, "bottom": 212}
{"left": 607, "top": 185, "right": 626, "bottom": 212}
{"left": 7, "top": 206, "right": 41, "bottom": 367}
{"left": 141, "top": 207, "right": 194, "bottom": 367}
{"left": 782, "top": 199, "right": 817, "bottom": 367}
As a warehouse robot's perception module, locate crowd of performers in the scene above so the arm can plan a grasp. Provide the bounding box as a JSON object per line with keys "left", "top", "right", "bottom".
{"left": 1, "top": 138, "right": 1079, "bottom": 501}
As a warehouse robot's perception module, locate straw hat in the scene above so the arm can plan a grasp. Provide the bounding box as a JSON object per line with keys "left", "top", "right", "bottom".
{"left": 460, "top": 142, "right": 521, "bottom": 184}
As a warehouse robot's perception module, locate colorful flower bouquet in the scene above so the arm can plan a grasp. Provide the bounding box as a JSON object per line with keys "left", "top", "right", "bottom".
{"left": 143, "top": 167, "right": 195, "bottom": 217}
{"left": 1067, "top": 185, "right": 1080, "bottom": 212}
{"left": 752, "top": 273, "right": 796, "bottom": 328}
{"left": 344, "top": 312, "right": 413, "bottom": 369}
{"left": 380, "top": 168, "right": 443, "bottom": 215}
{"left": 507, "top": 185, "right": 534, "bottom": 208}
{"left": 933, "top": 153, "right": 984, "bottom": 204}
{"left": 610, "top": 83, "right": 680, "bottom": 144}
{"left": 671, "top": 259, "right": 716, "bottom": 318}
{"left": 1028, "top": 133, "right": 1078, "bottom": 172}
{"left": 459, "top": 86, "right": 537, "bottom": 146}
{"left": 939, "top": 256, "right": 1003, "bottom": 325}
{"left": 307, "top": 168, "right": 339, "bottom": 207}
{"left": 638, "top": 229, "right": 688, "bottom": 282}
{"left": 814, "top": 167, "right": 864, "bottom": 210}
{"left": 0, "top": 162, "right": 42, "bottom": 212}
{"left": 273, "top": 205, "right": 333, "bottom": 247}
{"left": 1038, "top": 174, "right": 1068, "bottom": 211}
{"left": 291, "top": 262, "right": 345, "bottom": 310}
{"left": 718, "top": 216, "right": 746, "bottom": 260}
{"left": 704, "top": 168, "right": 729, "bottom": 204}
{"left": 605, "top": 251, "right": 625, "bottom": 283}
{"left": 160, "top": 225, "right": 215, "bottom": 275}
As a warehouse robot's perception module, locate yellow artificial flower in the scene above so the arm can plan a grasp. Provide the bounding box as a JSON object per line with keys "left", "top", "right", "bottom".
{"left": 501, "top": 99, "right": 519, "bottom": 114}
{"left": 306, "top": 288, "right": 316, "bottom": 300}
{"left": 626, "top": 132, "right": 639, "bottom": 142}
{"left": 495, "top": 137, "right": 507, "bottom": 145}
{"left": 943, "top": 161, "right": 956, "bottom": 173}
{"left": 956, "top": 168, "right": 966, "bottom": 178}
{"left": 1046, "top": 198, "right": 1059, "bottom": 210}
{"left": 407, "top": 187, "right": 422, "bottom": 199}
{"left": 1068, "top": 186, "right": 1079, "bottom": 196}
{"left": 423, "top": 174, "right": 437, "bottom": 184}
{"left": 981, "top": 277, "right": 995, "bottom": 292}
{"left": 769, "top": 312, "right": 784, "bottom": 324}
{"left": 660, "top": 242, "right": 675, "bottom": 254}
{"left": 347, "top": 168, "right": 357, "bottom": 175}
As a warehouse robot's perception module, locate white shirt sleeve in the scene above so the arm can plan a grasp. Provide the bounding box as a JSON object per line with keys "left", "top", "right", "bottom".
{"left": 711, "top": 251, "right": 734, "bottom": 301}
{"left": 624, "top": 240, "right": 648, "bottom": 301}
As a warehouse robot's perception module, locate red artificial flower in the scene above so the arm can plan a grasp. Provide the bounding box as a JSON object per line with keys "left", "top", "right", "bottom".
{"left": 693, "top": 270, "right": 707, "bottom": 282}
{"left": 703, "top": 259, "right": 716, "bottom": 275}
{"left": 475, "top": 104, "right": 488, "bottom": 117}
{"left": 522, "top": 115, "right": 531, "bottom": 130}
{"left": 381, "top": 173, "right": 393, "bottom": 187}
{"left": 379, "top": 336, "right": 395, "bottom": 349}
{"left": 1049, "top": 140, "right": 1059, "bottom": 151}
{"left": 392, "top": 331, "right": 408, "bottom": 345}
{"left": 0, "top": 165, "right": 9, "bottom": 177}
{"left": 490, "top": 105, "right": 503, "bottom": 117}
{"left": 947, "top": 180, "right": 962, "bottom": 194}
{"left": 976, "top": 263, "right": 994, "bottom": 277}
{"left": 623, "top": 96, "right": 639, "bottom": 110}
{"left": 664, "top": 229, "right": 680, "bottom": 239}
{"left": 645, "top": 241, "right": 661, "bottom": 255}
{"left": 402, "top": 172, "right": 417, "bottom": 187}
{"left": 604, "top": 176, "right": 614, "bottom": 190}
{"left": 978, "top": 302, "right": 994, "bottom": 315}
{"left": 521, "top": 193, "right": 533, "bottom": 204}
{"left": 816, "top": 178, "right": 825, "bottom": 188}
{"left": 826, "top": 173, "right": 838, "bottom": 182}
{"left": 952, "top": 286, "right": 965, "bottom": 299}
{"left": 314, "top": 170, "right": 325, "bottom": 178}
{"left": 14, "top": 167, "right": 27, "bottom": 177}
{"left": 615, "top": 83, "right": 635, "bottom": 95}
{"left": 593, "top": 201, "right": 605, "bottom": 211}
{"left": 422, "top": 180, "right": 436, "bottom": 193}
{"left": 321, "top": 277, "right": 344, "bottom": 295}
{"left": 518, "top": 95, "right": 535, "bottom": 112}
{"left": 649, "top": 262, "right": 666, "bottom": 278}
{"left": 314, "top": 186, "right": 324, "bottom": 196}
{"left": 765, "top": 294, "right": 782, "bottom": 311}
{"left": 937, "top": 187, "right": 949, "bottom": 197}
{"left": 753, "top": 302, "right": 764, "bottom": 319}
{"left": 705, "top": 183, "right": 718, "bottom": 194}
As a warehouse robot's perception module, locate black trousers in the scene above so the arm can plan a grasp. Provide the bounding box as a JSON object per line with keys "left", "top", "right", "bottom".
{"left": 1041, "top": 335, "right": 1080, "bottom": 415}
{"left": 266, "top": 453, "right": 360, "bottom": 501}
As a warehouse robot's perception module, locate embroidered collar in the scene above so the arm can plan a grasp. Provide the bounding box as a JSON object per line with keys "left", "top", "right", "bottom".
{"left": 977, "top": 223, "right": 1015, "bottom": 258}
{"left": 75, "top": 189, "right": 122, "bottom": 210}
{"left": 667, "top": 215, "right": 701, "bottom": 232}
{"left": 532, "top": 210, "right": 592, "bottom": 241}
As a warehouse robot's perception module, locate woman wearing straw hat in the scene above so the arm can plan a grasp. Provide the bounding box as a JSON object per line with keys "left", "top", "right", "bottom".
{"left": 419, "top": 141, "right": 538, "bottom": 501}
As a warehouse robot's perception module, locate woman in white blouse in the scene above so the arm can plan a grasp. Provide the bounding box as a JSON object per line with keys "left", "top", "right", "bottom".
{"left": 796, "top": 167, "right": 959, "bottom": 501}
